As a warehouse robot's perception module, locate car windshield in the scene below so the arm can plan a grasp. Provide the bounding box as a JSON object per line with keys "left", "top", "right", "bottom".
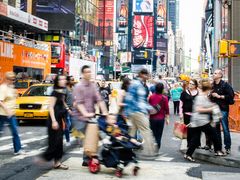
{"left": 14, "top": 82, "right": 28, "bottom": 89}
{"left": 22, "top": 86, "right": 52, "bottom": 96}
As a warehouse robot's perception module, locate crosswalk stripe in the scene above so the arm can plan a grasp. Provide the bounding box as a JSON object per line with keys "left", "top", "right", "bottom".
{"left": 0, "top": 132, "right": 34, "bottom": 141}
{"left": 0, "top": 135, "right": 47, "bottom": 151}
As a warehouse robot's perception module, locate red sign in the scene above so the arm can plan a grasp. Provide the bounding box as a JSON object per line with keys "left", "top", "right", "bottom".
{"left": 132, "top": 15, "right": 154, "bottom": 48}
{"left": 97, "top": 0, "right": 114, "bottom": 41}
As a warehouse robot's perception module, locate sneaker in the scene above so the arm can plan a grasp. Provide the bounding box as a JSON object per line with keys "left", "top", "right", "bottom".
{"left": 225, "top": 148, "right": 231, "bottom": 154}
{"left": 65, "top": 142, "right": 71, "bottom": 147}
{"left": 14, "top": 150, "right": 26, "bottom": 155}
{"left": 215, "top": 151, "right": 226, "bottom": 156}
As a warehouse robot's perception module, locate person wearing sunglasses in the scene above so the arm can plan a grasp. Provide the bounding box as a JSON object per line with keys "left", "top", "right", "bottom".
{"left": 0, "top": 72, "right": 24, "bottom": 155}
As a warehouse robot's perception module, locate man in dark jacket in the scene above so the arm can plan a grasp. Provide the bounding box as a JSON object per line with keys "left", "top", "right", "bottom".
{"left": 211, "top": 69, "right": 234, "bottom": 154}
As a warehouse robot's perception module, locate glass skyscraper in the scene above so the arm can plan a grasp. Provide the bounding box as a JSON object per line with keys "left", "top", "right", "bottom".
{"left": 168, "top": 0, "right": 179, "bottom": 34}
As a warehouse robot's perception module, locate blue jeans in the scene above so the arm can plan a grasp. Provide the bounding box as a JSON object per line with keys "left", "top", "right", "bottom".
{"left": 0, "top": 115, "right": 22, "bottom": 153}
{"left": 64, "top": 113, "right": 72, "bottom": 143}
{"left": 220, "top": 111, "right": 231, "bottom": 149}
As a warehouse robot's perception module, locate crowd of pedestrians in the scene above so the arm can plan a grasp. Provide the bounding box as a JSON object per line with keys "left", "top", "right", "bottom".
{"left": 0, "top": 67, "right": 235, "bottom": 172}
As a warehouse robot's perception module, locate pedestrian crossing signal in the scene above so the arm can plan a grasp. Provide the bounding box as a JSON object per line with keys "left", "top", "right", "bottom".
{"left": 229, "top": 42, "right": 240, "bottom": 57}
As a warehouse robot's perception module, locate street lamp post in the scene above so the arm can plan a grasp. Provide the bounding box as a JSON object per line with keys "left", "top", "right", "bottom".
{"left": 189, "top": 49, "right": 192, "bottom": 75}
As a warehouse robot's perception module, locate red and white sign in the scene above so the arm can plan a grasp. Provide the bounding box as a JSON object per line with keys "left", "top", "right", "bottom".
{"left": 132, "top": 15, "right": 154, "bottom": 48}
{"left": 6, "top": 5, "right": 48, "bottom": 31}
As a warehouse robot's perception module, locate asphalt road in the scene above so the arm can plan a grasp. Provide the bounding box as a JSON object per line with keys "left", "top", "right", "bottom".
{"left": 0, "top": 103, "right": 239, "bottom": 180}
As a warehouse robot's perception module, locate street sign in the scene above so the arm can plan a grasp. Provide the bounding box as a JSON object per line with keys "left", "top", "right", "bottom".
{"left": 229, "top": 42, "right": 240, "bottom": 57}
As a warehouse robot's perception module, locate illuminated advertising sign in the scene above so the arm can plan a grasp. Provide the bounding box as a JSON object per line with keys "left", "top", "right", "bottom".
{"left": 98, "top": 0, "right": 114, "bottom": 41}
{"left": 132, "top": 15, "right": 154, "bottom": 48}
{"left": 118, "top": 34, "right": 128, "bottom": 51}
{"left": 116, "top": 0, "right": 128, "bottom": 32}
{"left": 156, "top": 35, "right": 168, "bottom": 50}
{"left": 156, "top": 0, "right": 167, "bottom": 32}
{"left": 133, "top": 0, "right": 154, "bottom": 13}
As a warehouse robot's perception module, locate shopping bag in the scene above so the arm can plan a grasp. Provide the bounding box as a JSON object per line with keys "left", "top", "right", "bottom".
{"left": 173, "top": 121, "right": 188, "bottom": 139}
{"left": 84, "top": 123, "right": 99, "bottom": 157}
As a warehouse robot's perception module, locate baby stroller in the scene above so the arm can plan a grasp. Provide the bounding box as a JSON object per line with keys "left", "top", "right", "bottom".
{"left": 88, "top": 115, "right": 142, "bottom": 178}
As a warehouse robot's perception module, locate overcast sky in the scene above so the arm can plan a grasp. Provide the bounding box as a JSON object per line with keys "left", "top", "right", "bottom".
{"left": 179, "top": 0, "right": 205, "bottom": 71}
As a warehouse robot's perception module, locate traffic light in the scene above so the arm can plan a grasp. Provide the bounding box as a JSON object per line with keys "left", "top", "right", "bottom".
{"left": 219, "top": 40, "right": 228, "bottom": 56}
{"left": 144, "top": 51, "right": 148, "bottom": 58}
{"left": 229, "top": 42, "right": 240, "bottom": 57}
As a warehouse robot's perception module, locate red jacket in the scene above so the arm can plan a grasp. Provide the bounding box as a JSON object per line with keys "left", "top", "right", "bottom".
{"left": 149, "top": 94, "right": 169, "bottom": 120}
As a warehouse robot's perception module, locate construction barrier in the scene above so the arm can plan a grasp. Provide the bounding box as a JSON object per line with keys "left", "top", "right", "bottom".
{"left": 228, "top": 92, "right": 240, "bottom": 133}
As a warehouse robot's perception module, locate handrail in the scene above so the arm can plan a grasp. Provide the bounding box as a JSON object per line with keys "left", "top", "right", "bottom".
{"left": 0, "top": 30, "right": 49, "bottom": 51}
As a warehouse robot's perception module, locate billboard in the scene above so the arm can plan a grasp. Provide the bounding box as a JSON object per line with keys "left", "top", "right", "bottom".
{"left": 120, "top": 52, "right": 132, "bottom": 63}
{"left": 116, "top": 0, "right": 128, "bottom": 32}
{"left": 133, "top": 0, "right": 154, "bottom": 13}
{"left": 118, "top": 34, "right": 128, "bottom": 51}
{"left": 132, "top": 15, "right": 154, "bottom": 48}
{"left": 98, "top": 0, "right": 114, "bottom": 41}
{"left": 156, "top": 35, "right": 168, "bottom": 50}
{"left": 133, "top": 51, "right": 152, "bottom": 60}
{"left": 156, "top": 0, "right": 167, "bottom": 32}
{"left": 35, "top": 0, "right": 75, "bottom": 31}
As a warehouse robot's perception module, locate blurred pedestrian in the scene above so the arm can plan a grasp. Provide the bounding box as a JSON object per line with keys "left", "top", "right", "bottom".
{"left": 158, "top": 75, "right": 170, "bottom": 99}
{"left": 149, "top": 83, "right": 170, "bottom": 150}
{"left": 117, "top": 78, "right": 131, "bottom": 114}
{"left": 184, "top": 79, "right": 225, "bottom": 162}
{"left": 170, "top": 83, "right": 183, "bottom": 115}
{"left": 180, "top": 79, "right": 199, "bottom": 147}
{"left": 39, "top": 75, "right": 69, "bottom": 170}
{"left": 99, "top": 80, "right": 111, "bottom": 111}
{"left": 0, "top": 72, "right": 23, "bottom": 155}
{"left": 124, "top": 69, "right": 157, "bottom": 159}
{"left": 72, "top": 65, "right": 108, "bottom": 166}
{"left": 64, "top": 76, "right": 75, "bottom": 146}
{"left": 210, "top": 69, "right": 235, "bottom": 154}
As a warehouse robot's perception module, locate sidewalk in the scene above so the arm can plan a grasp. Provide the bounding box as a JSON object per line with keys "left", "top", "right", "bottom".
{"left": 180, "top": 132, "right": 240, "bottom": 168}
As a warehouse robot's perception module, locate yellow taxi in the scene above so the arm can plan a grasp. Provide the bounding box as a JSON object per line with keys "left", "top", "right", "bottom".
{"left": 15, "top": 84, "right": 53, "bottom": 121}
{"left": 15, "top": 79, "right": 40, "bottom": 95}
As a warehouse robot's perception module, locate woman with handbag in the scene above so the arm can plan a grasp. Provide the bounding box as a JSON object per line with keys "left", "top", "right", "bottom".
{"left": 184, "top": 79, "right": 225, "bottom": 162}
{"left": 149, "top": 83, "right": 169, "bottom": 150}
{"left": 180, "top": 79, "right": 199, "bottom": 147}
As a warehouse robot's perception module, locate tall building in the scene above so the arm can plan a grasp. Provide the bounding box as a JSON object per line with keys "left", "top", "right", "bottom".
{"left": 167, "top": 0, "right": 179, "bottom": 34}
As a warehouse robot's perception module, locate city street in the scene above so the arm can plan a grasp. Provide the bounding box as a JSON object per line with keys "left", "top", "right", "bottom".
{"left": 1, "top": 0, "right": 240, "bottom": 179}
{"left": 0, "top": 103, "right": 239, "bottom": 180}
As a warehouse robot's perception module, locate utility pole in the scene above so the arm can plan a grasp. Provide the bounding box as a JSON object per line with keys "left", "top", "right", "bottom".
{"left": 189, "top": 48, "right": 192, "bottom": 75}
